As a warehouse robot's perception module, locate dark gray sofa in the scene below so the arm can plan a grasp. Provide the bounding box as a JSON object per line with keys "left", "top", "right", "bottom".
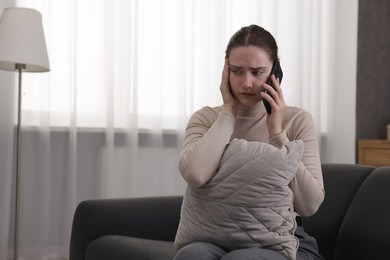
{"left": 69, "top": 164, "right": 390, "bottom": 260}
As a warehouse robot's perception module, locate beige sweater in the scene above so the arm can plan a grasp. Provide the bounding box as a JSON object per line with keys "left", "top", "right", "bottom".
{"left": 179, "top": 104, "right": 325, "bottom": 217}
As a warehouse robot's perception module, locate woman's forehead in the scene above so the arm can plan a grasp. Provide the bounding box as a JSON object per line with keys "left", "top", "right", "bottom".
{"left": 229, "top": 46, "right": 272, "bottom": 67}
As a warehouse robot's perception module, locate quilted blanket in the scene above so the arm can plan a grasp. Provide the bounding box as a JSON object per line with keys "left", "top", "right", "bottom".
{"left": 174, "top": 138, "right": 304, "bottom": 260}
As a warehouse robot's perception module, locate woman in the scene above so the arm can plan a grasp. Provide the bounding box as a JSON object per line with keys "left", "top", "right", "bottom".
{"left": 173, "top": 25, "right": 325, "bottom": 260}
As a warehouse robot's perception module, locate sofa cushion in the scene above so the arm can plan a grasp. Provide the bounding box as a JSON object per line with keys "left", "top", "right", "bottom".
{"left": 86, "top": 235, "right": 175, "bottom": 260}
{"left": 334, "top": 167, "right": 390, "bottom": 260}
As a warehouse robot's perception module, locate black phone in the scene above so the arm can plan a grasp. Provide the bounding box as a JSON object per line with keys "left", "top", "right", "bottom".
{"left": 263, "top": 60, "right": 283, "bottom": 114}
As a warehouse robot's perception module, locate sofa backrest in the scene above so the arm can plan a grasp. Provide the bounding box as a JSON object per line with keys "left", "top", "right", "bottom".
{"left": 334, "top": 167, "right": 390, "bottom": 260}
{"left": 302, "top": 163, "right": 374, "bottom": 260}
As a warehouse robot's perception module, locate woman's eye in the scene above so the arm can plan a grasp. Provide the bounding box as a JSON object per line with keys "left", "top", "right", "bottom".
{"left": 252, "top": 70, "right": 262, "bottom": 76}
{"left": 231, "top": 69, "right": 241, "bottom": 75}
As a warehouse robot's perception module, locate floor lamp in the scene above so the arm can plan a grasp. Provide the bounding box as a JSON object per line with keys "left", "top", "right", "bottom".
{"left": 0, "top": 7, "right": 50, "bottom": 260}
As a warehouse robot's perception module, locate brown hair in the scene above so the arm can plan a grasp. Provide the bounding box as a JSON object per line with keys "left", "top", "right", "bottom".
{"left": 225, "top": 24, "right": 278, "bottom": 63}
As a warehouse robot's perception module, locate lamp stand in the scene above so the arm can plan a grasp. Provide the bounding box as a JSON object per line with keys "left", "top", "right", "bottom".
{"left": 0, "top": 7, "right": 50, "bottom": 259}
{"left": 13, "top": 63, "right": 25, "bottom": 260}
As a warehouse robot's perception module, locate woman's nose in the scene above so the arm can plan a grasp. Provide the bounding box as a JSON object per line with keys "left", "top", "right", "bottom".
{"left": 242, "top": 74, "right": 253, "bottom": 89}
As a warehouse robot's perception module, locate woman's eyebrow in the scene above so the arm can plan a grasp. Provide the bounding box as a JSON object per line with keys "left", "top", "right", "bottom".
{"left": 251, "top": 66, "right": 267, "bottom": 70}
{"left": 229, "top": 65, "right": 242, "bottom": 69}
{"left": 229, "top": 65, "right": 268, "bottom": 70}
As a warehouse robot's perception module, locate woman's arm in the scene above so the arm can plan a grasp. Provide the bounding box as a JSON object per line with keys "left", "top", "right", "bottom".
{"left": 179, "top": 60, "right": 239, "bottom": 187}
{"left": 179, "top": 108, "right": 235, "bottom": 187}
{"left": 262, "top": 75, "right": 324, "bottom": 216}
{"left": 270, "top": 111, "right": 325, "bottom": 217}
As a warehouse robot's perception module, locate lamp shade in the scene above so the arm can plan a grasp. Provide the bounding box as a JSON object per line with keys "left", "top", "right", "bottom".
{"left": 0, "top": 7, "right": 50, "bottom": 72}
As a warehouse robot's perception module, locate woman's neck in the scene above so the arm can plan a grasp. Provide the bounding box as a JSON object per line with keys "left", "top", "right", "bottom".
{"left": 237, "top": 103, "right": 266, "bottom": 117}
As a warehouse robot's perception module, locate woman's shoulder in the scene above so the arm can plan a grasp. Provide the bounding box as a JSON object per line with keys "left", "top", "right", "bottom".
{"left": 285, "top": 106, "right": 312, "bottom": 118}
{"left": 197, "top": 105, "right": 223, "bottom": 113}
{"left": 191, "top": 105, "right": 223, "bottom": 119}
{"left": 188, "top": 106, "right": 222, "bottom": 127}
{"left": 284, "top": 106, "right": 315, "bottom": 126}
{"left": 187, "top": 106, "right": 222, "bottom": 128}
{"left": 283, "top": 106, "right": 317, "bottom": 139}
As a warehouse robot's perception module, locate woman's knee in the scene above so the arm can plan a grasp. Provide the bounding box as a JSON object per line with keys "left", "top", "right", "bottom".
{"left": 221, "top": 248, "right": 288, "bottom": 260}
{"left": 172, "top": 242, "right": 226, "bottom": 260}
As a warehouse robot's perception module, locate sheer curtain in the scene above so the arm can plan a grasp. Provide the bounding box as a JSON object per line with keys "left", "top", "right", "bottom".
{"left": 0, "top": 0, "right": 348, "bottom": 259}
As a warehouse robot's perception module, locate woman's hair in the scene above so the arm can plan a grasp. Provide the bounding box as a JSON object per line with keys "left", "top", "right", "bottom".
{"left": 225, "top": 24, "right": 278, "bottom": 62}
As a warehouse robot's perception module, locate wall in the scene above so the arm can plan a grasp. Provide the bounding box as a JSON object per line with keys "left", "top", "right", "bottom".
{"left": 356, "top": 0, "right": 390, "bottom": 142}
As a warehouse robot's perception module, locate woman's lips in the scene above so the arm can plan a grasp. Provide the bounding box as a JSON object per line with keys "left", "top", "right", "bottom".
{"left": 240, "top": 92, "right": 256, "bottom": 97}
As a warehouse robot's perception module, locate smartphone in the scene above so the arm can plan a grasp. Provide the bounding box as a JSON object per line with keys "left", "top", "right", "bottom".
{"left": 263, "top": 60, "right": 283, "bottom": 114}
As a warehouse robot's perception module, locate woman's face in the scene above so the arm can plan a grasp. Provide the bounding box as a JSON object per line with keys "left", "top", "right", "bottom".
{"left": 228, "top": 45, "right": 273, "bottom": 107}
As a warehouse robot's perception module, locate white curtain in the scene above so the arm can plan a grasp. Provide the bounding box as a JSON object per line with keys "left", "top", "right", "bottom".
{"left": 0, "top": 0, "right": 350, "bottom": 259}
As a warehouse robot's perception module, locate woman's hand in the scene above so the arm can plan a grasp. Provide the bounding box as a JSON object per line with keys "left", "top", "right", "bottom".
{"left": 260, "top": 75, "right": 286, "bottom": 137}
{"left": 220, "top": 59, "right": 239, "bottom": 116}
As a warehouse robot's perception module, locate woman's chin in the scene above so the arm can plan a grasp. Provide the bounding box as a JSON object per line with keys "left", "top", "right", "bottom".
{"left": 238, "top": 98, "right": 261, "bottom": 108}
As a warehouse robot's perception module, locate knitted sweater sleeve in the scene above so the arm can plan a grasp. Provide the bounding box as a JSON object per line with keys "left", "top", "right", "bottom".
{"left": 178, "top": 108, "right": 235, "bottom": 187}
{"left": 270, "top": 110, "right": 325, "bottom": 217}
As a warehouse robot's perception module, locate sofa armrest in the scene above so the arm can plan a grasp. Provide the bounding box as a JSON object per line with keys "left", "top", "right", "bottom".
{"left": 69, "top": 196, "right": 183, "bottom": 260}
{"left": 335, "top": 167, "right": 390, "bottom": 260}
{"left": 301, "top": 163, "right": 374, "bottom": 260}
